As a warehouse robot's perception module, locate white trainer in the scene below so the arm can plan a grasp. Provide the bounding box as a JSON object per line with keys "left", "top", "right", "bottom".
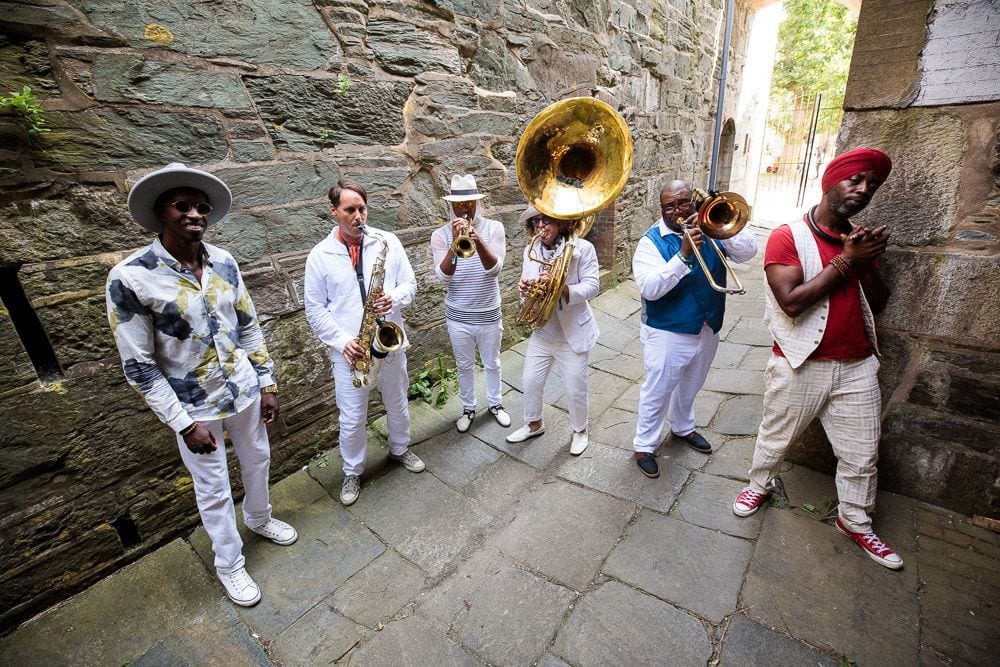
{"left": 456, "top": 410, "right": 475, "bottom": 433}
{"left": 389, "top": 450, "right": 426, "bottom": 473}
{"left": 489, "top": 405, "right": 512, "bottom": 427}
{"left": 249, "top": 517, "right": 298, "bottom": 546}
{"left": 219, "top": 567, "right": 261, "bottom": 607}
{"left": 570, "top": 431, "right": 589, "bottom": 455}
{"left": 506, "top": 424, "right": 545, "bottom": 443}
{"left": 341, "top": 474, "right": 361, "bottom": 506}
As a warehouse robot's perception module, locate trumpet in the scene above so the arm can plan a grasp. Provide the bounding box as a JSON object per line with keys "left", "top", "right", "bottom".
{"left": 680, "top": 188, "right": 751, "bottom": 295}
{"left": 451, "top": 214, "right": 476, "bottom": 258}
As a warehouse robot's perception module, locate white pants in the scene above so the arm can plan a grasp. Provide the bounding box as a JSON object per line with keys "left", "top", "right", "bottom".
{"left": 523, "top": 333, "right": 590, "bottom": 432}
{"left": 175, "top": 395, "right": 272, "bottom": 574}
{"left": 332, "top": 350, "right": 410, "bottom": 476}
{"left": 749, "top": 354, "right": 881, "bottom": 532}
{"left": 447, "top": 320, "right": 504, "bottom": 411}
{"left": 633, "top": 324, "right": 718, "bottom": 453}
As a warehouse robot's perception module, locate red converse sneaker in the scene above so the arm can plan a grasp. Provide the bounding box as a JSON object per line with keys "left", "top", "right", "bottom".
{"left": 733, "top": 487, "right": 770, "bottom": 517}
{"left": 835, "top": 517, "right": 904, "bottom": 570}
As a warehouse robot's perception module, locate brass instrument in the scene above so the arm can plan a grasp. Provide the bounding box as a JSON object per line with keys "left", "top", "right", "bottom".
{"left": 514, "top": 96, "right": 633, "bottom": 327}
{"left": 353, "top": 226, "right": 405, "bottom": 388}
{"left": 451, "top": 213, "right": 476, "bottom": 259}
{"left": 681, "top": 188, "right": 751, "bottom": 295}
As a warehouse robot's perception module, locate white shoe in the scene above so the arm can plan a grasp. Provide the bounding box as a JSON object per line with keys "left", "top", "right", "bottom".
{"left": 219, "top": 567, "right": 261, "bottom": 607}
{"left": 506, "top": 424, "right": 545, "bottom": 443}
{"left": 456, "top": 410, "right": 475, "bottom": 433}
{"left": 490, "top": 405, "right": 511, "bottom": 427}
{"left": 249, "top": 517, "right": 298, "bottom": 545}
{"left": 341, "top": 474, "right": 361, "bottom": 506}
{"left": 389, "top": 449, "right": 426, "bottom": 473}
{"left": 570, "top": 431, "right": 589, "bottom": 455}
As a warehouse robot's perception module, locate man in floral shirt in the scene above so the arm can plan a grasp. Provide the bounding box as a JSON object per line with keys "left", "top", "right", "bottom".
{"left": 106, "top": 163, "right": 297, "bottom": 606}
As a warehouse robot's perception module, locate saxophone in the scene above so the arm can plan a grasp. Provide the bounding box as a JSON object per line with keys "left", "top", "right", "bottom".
{"left": 353, "top": 226, "right": 405, "bottom": 388}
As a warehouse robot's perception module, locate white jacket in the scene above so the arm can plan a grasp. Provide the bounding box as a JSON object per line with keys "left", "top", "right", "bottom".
{"left": 521, "top": 236, "right": 600, "bottom": 354}
{"left": 304, "top": 228, "right": 417, "bottom": 355}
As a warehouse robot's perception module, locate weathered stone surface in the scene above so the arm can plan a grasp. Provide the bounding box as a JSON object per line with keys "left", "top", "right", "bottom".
{"left": 270, "top": 601, "right": 369, "bottom": 666}
{"left": 368, "top": 18, "right": 461, "bottom": 77}
{"left": 75, "top": 0, "right": 339, "bottom": 69}
{"left": 720, "top": 614, "right": 839, "bottom": 667}
{"left": 328, "top": 550, "right": 426, "bottom": 628}
{"left": 592, "top": 405, "right": 638, "bottom": 449}
{"left": 702, "top": 367, "right": 764, "bottom": 395}
{"left": 460, "top": 453, "right": 540, "bottom": 515}
{"left": 0, "top": 38, "right": 59, "bottom": 97}
{"left": 206, "top": 204, "right": 330, "bottom": 264}
{"left": 712, "top": 393, "right": 762, "bottom": 435}
{"left": 671, "top": 471, "right": 764, "bottom": 539}
{"left": 604, "top": 512, "right": 752, "bottom": 622}
{"left": 490, "top": 478, "right": 633, "bottom": 590}
{"left": 92, "top": 54, "right": 251, "bottom": 108}
{"left": 468, "top": 29, "right": 536, "bottom": 92}
{"left": 420, "top": 549, "right": 575, "bottom": 665}
{"left": 232, "top": 141, "right": 273, "bottom": 162}
{"left": 215, "top": 161, "right": 340, "bottom": 209}
{"left": 552, "top": 580, "right": 712, "bottom": 666}
{"left": 703, "top": 435, "right": 755, "bottom": 481}
{"left": 743, "top": 509, "right": 921, "bottom": 666}
{"left": 0, "top": 313, "right": 36, "bottom": 391}
{"left": 244, "top": 75, "right": 412, "bottom": 151}
{"left": 34, "top": 107, "right": 227, "bottom": 172}
{"left": 416, "top": 427, "right": 503, "bottom": 490}
{"left": 347, "top": 613, "right": 480, "bottom": 665}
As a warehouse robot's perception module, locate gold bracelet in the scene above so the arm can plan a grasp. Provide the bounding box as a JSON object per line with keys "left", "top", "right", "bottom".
{"left": 829, "top": 255, "right": 850, "bottom": 278}
{"left": 261, "top": 384, "right": 278, "bottom": 394}
{"left": 179, "top": 421, "right": 199, "bottom": 436}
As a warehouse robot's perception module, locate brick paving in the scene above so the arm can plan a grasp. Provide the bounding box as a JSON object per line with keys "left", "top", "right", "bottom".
{"left": 3, "top": 226, "right": 998, "bottom": 666}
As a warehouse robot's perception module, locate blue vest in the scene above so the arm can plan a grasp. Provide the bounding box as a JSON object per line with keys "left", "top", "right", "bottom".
{"left": 642, "top": 225, "right": 728, "bottom": 334}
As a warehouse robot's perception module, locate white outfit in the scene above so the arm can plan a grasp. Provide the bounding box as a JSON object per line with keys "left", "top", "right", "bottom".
{"left": 304, "top": 228, "right": 417, "bottom": 475}
{"left": 750, "top": 219, "right": 881, "bottom": 532}
{"left": 520, "top": 237, "right": 600, "bottom": 432}
{"left": 430, "top": 210, "right": 507, "bottom": 411}
{"left": 631, "top": 220, "right": 758, "bottom": 452}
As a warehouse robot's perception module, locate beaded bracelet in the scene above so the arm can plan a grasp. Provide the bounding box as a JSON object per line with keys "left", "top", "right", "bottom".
{"left": 179, "top": 422, "right": 199, "bottom": 436}
{"left": 261, "top": 384, "right": 278, "bottom": 394}
{"left": 676, "top": 251, "right": 695, "bottom": 269}
{"left": 829, "top": 255, "right": 851, "bottom": 278}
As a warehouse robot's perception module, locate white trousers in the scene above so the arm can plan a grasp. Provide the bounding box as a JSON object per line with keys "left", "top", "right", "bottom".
{"left": 332, "top": 350, "right": 410, "bottom": 476}
{"left": 446, "top": 320, "right": 504, "bottom": 411}
{"left": 175, "top": 394, "right": 272, "bottom": 574}
{"left": 749, "top": 354, "right": 881, "bottom": 532}
{"left": 523, "top": 333, "right": 590, "bottom": 432}
{"left": 633, "top": 324, "right": 718, "bottom": 453}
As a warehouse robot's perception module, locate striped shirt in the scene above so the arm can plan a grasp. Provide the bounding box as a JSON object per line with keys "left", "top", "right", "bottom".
{"left": 430, "top": 216, "right": 506, "bottom": 325}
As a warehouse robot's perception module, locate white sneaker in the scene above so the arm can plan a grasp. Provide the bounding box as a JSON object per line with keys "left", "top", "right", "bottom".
{"left": 490, "top": 405, "right": 511, "bottom": 427}
{"left": 506, "top": 424, "right": 545, "bottom": 443}
{"left": 389, "top": 450, "right": 426, "bottom": 472}
{"left": 249, "top": 517, "right": 298, "bottom": 546}
{"left": 341, "top": 474, "right": 361, "bottom": 506}
{"left": 570, "top": 431, "right": 589, "bottom": 455}
{"left": 456, "top": 410, "right": 475, "bottom": 433}
{"left": 219, "top": 567, "right": 261, "bottom": 607}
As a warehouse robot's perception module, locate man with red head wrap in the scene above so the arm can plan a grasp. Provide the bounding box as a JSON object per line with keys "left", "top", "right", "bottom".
{"left": 732, "top": 147, "right": 904, "bottom": 570}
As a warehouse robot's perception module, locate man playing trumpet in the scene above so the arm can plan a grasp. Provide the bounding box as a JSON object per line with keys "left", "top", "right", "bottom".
{"left": 430, "top": 174, "right": 511, "bottom": 433}
{"left": 631, "top": 179, "right": 758, "bottom": 478}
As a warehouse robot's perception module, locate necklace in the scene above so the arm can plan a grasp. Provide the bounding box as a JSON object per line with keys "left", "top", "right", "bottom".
{"left": 806, "top": 206, "right": 848, "bottom": 244}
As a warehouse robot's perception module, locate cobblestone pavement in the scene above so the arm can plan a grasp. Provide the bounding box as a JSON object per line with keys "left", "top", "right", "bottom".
{"left": 4, "top": 227, "right": 998, "bottom": 666}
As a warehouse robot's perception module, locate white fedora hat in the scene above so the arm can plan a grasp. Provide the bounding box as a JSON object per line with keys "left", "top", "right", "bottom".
{"left": 127, "top": 162, "right": 232, "bottom": 233}
{"left": 442, "top": 174, "right": 487, "bottom": 202}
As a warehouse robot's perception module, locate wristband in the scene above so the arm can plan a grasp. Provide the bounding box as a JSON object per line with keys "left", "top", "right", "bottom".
{"left": 179, "top": 421, "right": 199, "bottom": 436}
{"left": 261, "top": 384, "right": 278, "bottom": 394}
{"left": 829, "top": 255, "right": 851, "bottom": 278}
{"left": 676, "top": 251, "right": 695, "bottom": 269}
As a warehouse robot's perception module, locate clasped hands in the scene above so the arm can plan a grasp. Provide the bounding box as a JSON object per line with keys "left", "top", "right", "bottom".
{"left": 841, "top": 225, "right": 889, "bottom": 264}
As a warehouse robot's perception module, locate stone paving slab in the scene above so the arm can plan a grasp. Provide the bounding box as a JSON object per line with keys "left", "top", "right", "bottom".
{"left": 711, "top": 341, "right": 750, "bottom": 369}
{"left": 722, "top": 323, "right": 775, "bottom": 347}
{"left": 611, "top": 381, "right": 641, "bottom": 412}
{"left": 740, "top": 345, "right": 773, "bottom": 371}
{"left": 552, "top": 368, "right": 633, "bottom": 418}
{"left": 742, "top": 509, "right": 921, "bottom": 666}
{"left": 604, "top": 512, "right": 753, "bottom": 623}
{"left": 591, "top": 284, "right": 643, "bottom": 320}
{"left": 657, "top": 432, "right": 718, "bottom": 470}
{"left": 719, "top": 614, "right": 839, "bottom": 667}
{"left": 460, "top": 453, "right": 541, "bottom": 516}
{"left": 269, "top": 601, "right": 369, "bottom": 666}
{"left": 417, "top": 427, "right": 503, "bottom": 490}
{"left": 695, "top": 390, "right": 728, "bottom": 428}
{"left": 0, "top": 539, "right": 226, "bottom": 666}
{"left": 555, "top": 441, "right": 690, "bottom": 513}
{"left": 477, "top": 394, "right": 577, "bottom": 469}
{"left": 588, "top": 351, "right": 645, "bottom": 381}
{"left": 703, "top": 435, "right": 755, "bottom": 481}
{"left": 593, "top": 309, "right": 641, "bottom": 353}
{"left": 702, "top": 367, "right": 765, "bottom": 395}
{"left": 190, "top": 472, "right": 385, "bottom": 637}
{"left": 345, "top": 613, "right": 480, "bottom": 666}
{"left": 489, "top": 478, "right": 634, "bottom": 590}
{"left": 586, "top": 342, "right": 621, "bottom": 365}
{"left": 591, "top": 405, "right": 637, "bottom": 449}
{"left": 419, "top": 549, "right": 576, "bottom": 666}
{"left": 671, "top": 471, "right": 765, "bottom": 539}
{"left": 712, "top": 393, "right": 762, "bottom": 435}
{"left": 328, "top": 549, "right": 427, "bottom": 628}
{"left": 349, "top": 467, "right": 492, "bottom": 576}
{"left": 551, "top": 580, "right": 712, "bottom": 666}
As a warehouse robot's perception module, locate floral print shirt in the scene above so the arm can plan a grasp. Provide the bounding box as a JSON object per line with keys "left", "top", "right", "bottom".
{"left": 106, "top": 238, "right": 275, "bottom": 432}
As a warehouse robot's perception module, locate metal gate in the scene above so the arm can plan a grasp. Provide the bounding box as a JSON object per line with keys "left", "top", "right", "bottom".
{"left": 754, "top": 91, "right": 844, "bottom": 208}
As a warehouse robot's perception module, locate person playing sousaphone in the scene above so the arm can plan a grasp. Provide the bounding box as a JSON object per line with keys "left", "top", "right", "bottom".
{"left": 506, "top": 205, "right": 600, "bottom": 456}
{"left": 430, "top": 174, "right": 511, "bottom": 433}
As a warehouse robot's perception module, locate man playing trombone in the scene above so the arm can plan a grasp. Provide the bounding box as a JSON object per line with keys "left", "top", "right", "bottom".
{"left": 430, "top": 174, "right": 511, "bottom": 433}
{"left": 631, "top": 179, "right": 758, "bottom": 478}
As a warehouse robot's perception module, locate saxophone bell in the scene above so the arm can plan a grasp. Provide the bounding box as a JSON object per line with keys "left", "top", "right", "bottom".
{"left": 352, "top": 225, "right": 407, "bottom": 388}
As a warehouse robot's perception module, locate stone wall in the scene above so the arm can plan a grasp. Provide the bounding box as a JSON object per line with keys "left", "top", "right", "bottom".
{"left": 0, "top": 0, "right": 753, "bottom": 632}
{"left": 788, "top": 0, "right": 1000, "bottom": 518}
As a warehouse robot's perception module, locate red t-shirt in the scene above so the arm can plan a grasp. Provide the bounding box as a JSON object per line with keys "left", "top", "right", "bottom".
{"left": 764, "top": 222, "right": 872, "bottom": 360}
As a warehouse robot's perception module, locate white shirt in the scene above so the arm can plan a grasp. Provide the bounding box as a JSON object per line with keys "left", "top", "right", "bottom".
{"left": 303, "top": 228, "right": 417, "bottom": 355}
{"left": 632, "top": 218, "right": 759, "bottom": 301}
{"left": 429, "top": 212, "right": 506, "bottom": 323}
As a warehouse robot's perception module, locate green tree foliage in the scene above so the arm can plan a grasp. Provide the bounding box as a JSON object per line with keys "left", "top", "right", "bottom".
{"left": 772, "top": 0, "right": 857, "bottom": 98}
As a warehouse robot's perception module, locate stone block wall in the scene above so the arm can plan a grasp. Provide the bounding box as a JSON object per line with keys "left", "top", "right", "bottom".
{"left": 788, "top": 0, "right": 1000, "bottom": 518}
{"left": 0, "top": 0, "right": 754, "bottom": 631}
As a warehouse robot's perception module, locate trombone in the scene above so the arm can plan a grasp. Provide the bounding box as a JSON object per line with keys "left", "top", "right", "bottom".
{"left": 680, "top": 188, "right": 751, "bottom": 295}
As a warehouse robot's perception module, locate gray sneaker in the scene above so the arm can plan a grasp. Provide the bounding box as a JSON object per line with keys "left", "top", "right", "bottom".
{"left": 341, "top": 474, "right": 361, "bottom": 506}
{"left": 389, "top": 449, "right": 426, "bottom": 473}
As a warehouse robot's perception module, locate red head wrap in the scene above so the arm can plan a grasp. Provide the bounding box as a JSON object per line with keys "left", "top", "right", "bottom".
{"left": 821, "top": 147, "right": 892, "bottom": 193}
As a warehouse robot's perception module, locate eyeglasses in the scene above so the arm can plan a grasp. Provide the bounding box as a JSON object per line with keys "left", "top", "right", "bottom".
{"left": 530, "top": 217, "right": 555, "bottom": 228}
{"left": 660, "top": 200, "right": 692, "bottom": 213}
{"left": 170, "top": 200, "right": 213, "bottom": 216}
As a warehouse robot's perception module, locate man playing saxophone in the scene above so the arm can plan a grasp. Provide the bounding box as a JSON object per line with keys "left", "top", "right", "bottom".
{"left": 506, "top": 205, "right": 600, "bottom": 456}
{"left": 304, "top": 179, "right": 424, "bottom": 507}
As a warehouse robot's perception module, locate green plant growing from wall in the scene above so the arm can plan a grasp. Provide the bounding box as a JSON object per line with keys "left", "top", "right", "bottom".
{"left": 408, "top": 356, "right": 459, "bottom": 409}
{"left": 336, "top": 73, "right": 351, "bottom": 97}
{"left": 0, "top": 86, "right": 49, "bottom": 136}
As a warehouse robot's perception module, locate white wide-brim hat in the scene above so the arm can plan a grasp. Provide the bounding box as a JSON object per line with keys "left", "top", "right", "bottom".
{"left": 127, "top": 162, "right": 232, "bottom": 233}
{"left": 442, "top": 173, "right": 487, "bottom": 202}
